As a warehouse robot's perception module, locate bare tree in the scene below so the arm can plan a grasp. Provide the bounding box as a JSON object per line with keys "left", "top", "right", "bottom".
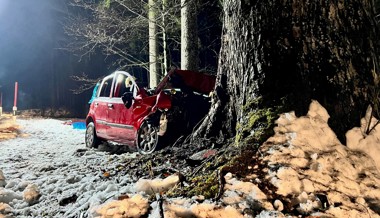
{"left": 64, "top": 0, "right": 221, "bottom": 93}
{"left": 70, "top": 73, "right": 102, "bottom": 94}
{"left": 64, "top": 0, "right": 149, "bottom": 70}
{"left": 65, "top": 0, "right": 184, "bottom": 88}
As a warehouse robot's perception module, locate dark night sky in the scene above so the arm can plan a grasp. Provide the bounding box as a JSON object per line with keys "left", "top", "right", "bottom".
{"left": 0, "top": 0, "right": 111, "bottom": 116}
{"left": 0, "top": 0, "right": 58, "bottom": 100}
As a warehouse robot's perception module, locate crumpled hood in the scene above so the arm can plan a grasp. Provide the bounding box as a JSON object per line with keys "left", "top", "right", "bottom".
{"left": 155, "top": 69, "right": 216, "bottom": 95}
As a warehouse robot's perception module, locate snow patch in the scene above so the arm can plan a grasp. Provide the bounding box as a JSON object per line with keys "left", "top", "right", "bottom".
{"left": 23, "top": 184, "right": 40, "bottom": 205}
{"left": 0, "top": 188, "right": 22, "bottom": 204}
{"left": 164, "top": 202, "right": 244, "bottom": 218}
{"left": 0, "top": 203, "right": 12, "bottom": 215}
{"left": 261, "top": 100, "right": 380, "bottom": 217}
{"left": 91, "top": 194, "right": 149, "bottom": 218}
{"left": 135, "top": 175, "right": 180, "bottom": 195}
{"left": 346, "top": 105, "right": 380, "bottom": 171}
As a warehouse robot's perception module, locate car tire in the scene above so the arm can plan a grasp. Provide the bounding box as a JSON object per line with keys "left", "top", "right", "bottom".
{"left": 85, "top": 122, "right": 100, "bottom": 148}
{"left": 136, "top": 121, "right": 159, "bottom": 154}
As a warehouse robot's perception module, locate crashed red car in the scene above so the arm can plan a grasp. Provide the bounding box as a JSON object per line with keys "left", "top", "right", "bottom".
{"left": 85, "top": 69, "right": 216, "bottom": 154}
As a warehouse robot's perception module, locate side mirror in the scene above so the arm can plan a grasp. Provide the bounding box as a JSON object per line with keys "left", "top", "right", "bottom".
{"left": 122, "top": 92, "right": 134, "bottom": 109}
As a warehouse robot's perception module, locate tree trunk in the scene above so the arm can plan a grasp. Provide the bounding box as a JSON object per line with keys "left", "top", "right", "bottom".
{"left": 149, "top": 0, "right": 159, "bottom": 88}
{"left": 194, "top": 0, "right": 379, "bottom": 145}
{"left": 161, "top": 0, "right": 168, "bottom": 75}
{"left": 181, "top": 0, "right": 199, "bottom": 70}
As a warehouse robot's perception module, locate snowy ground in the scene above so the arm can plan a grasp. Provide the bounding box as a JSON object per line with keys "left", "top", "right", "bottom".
{"left": 0, "top": 118, "right": 141, "bottom": 217}
{"left": 258, "top": 101, "right": 380, "bottom": 217}
{"left": 1, "top": 101, "right": 380, "bottom": 218}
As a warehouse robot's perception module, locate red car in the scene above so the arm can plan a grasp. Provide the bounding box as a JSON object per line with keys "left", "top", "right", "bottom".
{"left": 85, "top": 69, "right": 216, "bottom": 154}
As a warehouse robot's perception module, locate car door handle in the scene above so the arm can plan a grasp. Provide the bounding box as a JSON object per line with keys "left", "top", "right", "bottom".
{"left": 135, "top": 106, "right": 141, "bottom": 109}
{"left": 107, "top": 104, "right": 114, "bottom": 109}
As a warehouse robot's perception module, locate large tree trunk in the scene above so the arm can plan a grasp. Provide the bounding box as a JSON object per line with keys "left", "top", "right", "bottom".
{"left": 181, "top": 0, "right": 199, "bottom": 70}
{"left": 194, "top": 0, "right": 379, "bottom": 145}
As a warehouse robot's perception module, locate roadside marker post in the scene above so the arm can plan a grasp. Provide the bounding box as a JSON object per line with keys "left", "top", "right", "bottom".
{"left": 0, "top": 92, "right": 2, "bottom": 116}
{"left": 13, "top": 82, "right": 18, "bottom": 116}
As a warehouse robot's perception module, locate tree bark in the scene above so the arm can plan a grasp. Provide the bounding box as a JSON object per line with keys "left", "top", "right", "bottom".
{"left": 181, "top": 0, "right": 199, "bottom": 70}
{"left": 194, "top": 0, "right": 379, "bottom": 145}
{"left": 161, "top": 0, "right": 168, "bottom": 75}
{"left": 149, "top": 0, "right": 159, "bottom": 87}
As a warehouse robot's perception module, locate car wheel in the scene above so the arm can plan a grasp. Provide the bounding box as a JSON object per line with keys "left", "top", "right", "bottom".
{"left": 136, "top": 122, "right": 159, "bottom": 154}
{"left": 85, "top": 122, "right": 100, "bottom": 148}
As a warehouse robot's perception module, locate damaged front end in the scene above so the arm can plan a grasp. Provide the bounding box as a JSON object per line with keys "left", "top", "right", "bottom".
{"left": 152, "top": 69, "right": 216, "bottom": 142}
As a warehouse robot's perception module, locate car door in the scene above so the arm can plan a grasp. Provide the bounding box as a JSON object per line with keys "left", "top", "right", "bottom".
{"left": 93, "top": 75, "right": 114, "bottom": 139}
{"left": 106, "top": 72, "right": 135, "bottom": 144}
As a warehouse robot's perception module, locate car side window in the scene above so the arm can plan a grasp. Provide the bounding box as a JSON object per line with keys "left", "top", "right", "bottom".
{"left": 99, "top": 77, "right": 113, "bottom": 97}
{"left": 113, "top": 74, "right": 138, "bottom": 98}
{"left": 113, "top": 74, "right": 128, "bottom": 98}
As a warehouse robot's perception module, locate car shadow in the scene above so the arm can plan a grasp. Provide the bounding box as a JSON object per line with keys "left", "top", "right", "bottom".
{"left": 97, "top": 142, "right": 137, "bottom": 155}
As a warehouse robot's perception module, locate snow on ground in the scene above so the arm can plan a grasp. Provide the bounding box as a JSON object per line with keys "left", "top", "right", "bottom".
{"left": 0, "top": 118, "right": 140, "bottom": 217}
{"left": 1, "top": 100, "right": 380, "bottom": 218}
{"left": 260, "top": 101, "right": 380, "bottom": 217}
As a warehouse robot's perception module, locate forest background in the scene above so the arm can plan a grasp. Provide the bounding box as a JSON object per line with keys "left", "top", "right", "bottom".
{"left": 0, "top": 0, "right": 221, "bottom": 117}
